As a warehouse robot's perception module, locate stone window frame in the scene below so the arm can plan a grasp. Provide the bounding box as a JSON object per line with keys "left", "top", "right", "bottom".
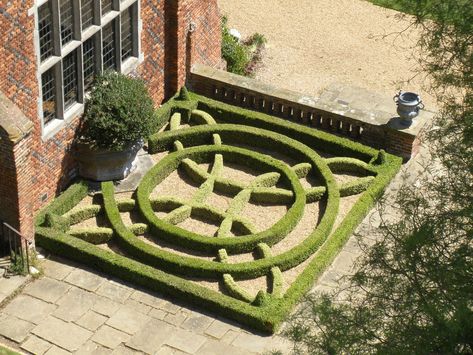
{"left": 33, "top": 0, "right": 143, "bottom": 140}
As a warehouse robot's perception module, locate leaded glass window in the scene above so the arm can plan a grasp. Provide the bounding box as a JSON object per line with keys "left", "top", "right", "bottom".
{"left": 121, "top": 6, "right": 133, "bottom": 61}
{"left": 81, "top": 0, "right": 95, "bottom": 30}
{"left": 39, "top": 2, "right": 54, "bottom": 61}
{"left": 60, "top": 0, "right": 74, "bottom": 45}
{"left": 102, "top": 0, "right": 113, "bottom": 15}
{"left": 41, "top": 68, "right": 57, "bottom": 124}
{"left": 83, "top": 36, "right": 97, "bottom": 91}
{"left": 63, "top": 51, "right": 78, "bottom": 109}
{"left": 37, "top": 0, "right": 140, "bottom": 130}
{"left": 102, "top": 21, "right": 116, "bottom": 70}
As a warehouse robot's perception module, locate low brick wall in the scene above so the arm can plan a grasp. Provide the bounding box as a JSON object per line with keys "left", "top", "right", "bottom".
{"left": 189, "top": 64, "right": 432, "bottom": 160}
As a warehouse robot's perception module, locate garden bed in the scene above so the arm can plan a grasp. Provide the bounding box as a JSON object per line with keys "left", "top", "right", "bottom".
{"left": 35, "top": 92, "right": 401, "bottom": 333}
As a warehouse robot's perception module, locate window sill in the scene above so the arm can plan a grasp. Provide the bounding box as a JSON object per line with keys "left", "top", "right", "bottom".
{"left": 122, "top": 56, "right": 141, "bottom": 75}
{"left": 41, "top": 102, "right": 84, "bottom": 142}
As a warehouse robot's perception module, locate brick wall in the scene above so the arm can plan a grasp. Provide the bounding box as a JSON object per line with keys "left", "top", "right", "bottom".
{"left": 0, "top": 0, "right": 222, "bottom": 240}
{"left": 0, "top": 129, "right": 21, "bottom": 230}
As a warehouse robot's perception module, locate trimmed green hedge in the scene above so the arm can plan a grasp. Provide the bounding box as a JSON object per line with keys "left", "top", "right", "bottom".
{"left": 35, "top": 181, "right": 89, "bottom": 227}
{"left": 189, "top": 93, "right": 377, "bottom": 162}
{"left": 68, "top": 227, "right": 113, "bottom": 244}
{"left": 138, "top": 144, "right": 309, "bottom": 254}
{"left": 35, "top": 95, "right": 402, "bottom": 334}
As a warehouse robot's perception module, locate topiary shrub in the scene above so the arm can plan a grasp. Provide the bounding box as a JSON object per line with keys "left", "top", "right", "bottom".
{"left": 80, "top": 71, "right": 157, "bottom": 151}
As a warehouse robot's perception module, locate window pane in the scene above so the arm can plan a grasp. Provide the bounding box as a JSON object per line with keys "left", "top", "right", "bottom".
{"left": 38, "top": 1, "right": 54, "bottom": 61}
{"left": 63, "top": 51, "right": 78, "bottom": 109}
{"left": 83, "top": 36, "right": 97, "bottom": 91}
{"left": 121, "top": 6, "right": 133, "bottom": 61}
{"left": 42, "top": 68, "right": 56, "bottom": 124}
{"left": 102, "top": 0, "right": 113, "bottom": 15}
{"left": 81, "top": 0, "right": 94, "bottom": 30}
{"left": 60, "top": 0, "right": 74, "bottom": 45}
{"left": 102, "top": 21, "right": 116, "bottom": 70}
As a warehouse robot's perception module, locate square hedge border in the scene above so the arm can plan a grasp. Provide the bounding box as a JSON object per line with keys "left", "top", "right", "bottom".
{"left": 35, "top": 92, "right": 402, "bottom": 333}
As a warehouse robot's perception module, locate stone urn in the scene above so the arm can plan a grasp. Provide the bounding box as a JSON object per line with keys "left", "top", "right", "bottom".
{"left": 393, "top": 91, "right": 425, "bottom": 125}
{"left": 75, "top": 139, "right": 143, "bottom": 181}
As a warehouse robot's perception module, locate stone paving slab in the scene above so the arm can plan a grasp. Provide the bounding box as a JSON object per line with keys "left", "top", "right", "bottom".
{"left": 45, "top": 346, "right": 71, "bottom": 355}
{"left": 32, "top": 316, "right": 93, "bottom": 352}
{"left": 3, "top": 295, "right": 56, "bottom": 325}
{"left": 91, "top": 325, "right": 131, "bottom": 349}
{"left": 21, "top": 335, "right": 53, "bottom": 355}
{"left": 23, "top": 277, "right": 70, "bottom": 304}
{"left": 0, "top": 275, "right": 29, "bottom": 305}
{"left": 76, "top": 340, "right": 113, "bottom": 355}
{"left": 54, "top": 287, "right": 99, "bottom": 322}
{"left": 0, "top": 314, "right": 35, "bottom": 343}
{"left": 126, "top": 319, "right": 175, "bottom": 354}
{"left": 91, "top": 296, "right": 121, "bottom": 317}
{"left": 76, "top": 310, "right": 108, "bottom": 331}
{"left": 41, "top": 259, "right": 74, "bottom": 281}
{"left": 96, "top": 281, "right": 133, "bottom": 303}
{"left": 166, "top": 329, "right": 208, "bottom": 354}
{"left": 64, "top": 269, "right": 105, "bottom": 292}
{"left": 106, "top": 306, "right": 151, "bottom": 335}
{"left": 197, "top": 338, "right": 253, "bottom": 355}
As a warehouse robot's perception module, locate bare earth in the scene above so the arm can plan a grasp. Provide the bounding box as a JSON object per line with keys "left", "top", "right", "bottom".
{"left": 218, "top": 0, "right": 437, "bottom": 108}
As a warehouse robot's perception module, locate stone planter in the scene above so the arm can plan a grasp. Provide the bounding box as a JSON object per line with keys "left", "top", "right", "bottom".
{"left": 75, "top": 140, "right": 143, "bottom": 181}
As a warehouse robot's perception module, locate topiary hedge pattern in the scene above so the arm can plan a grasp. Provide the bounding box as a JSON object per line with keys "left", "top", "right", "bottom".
{"left": 36, "top": 92, "right": 401, "bottom": 333}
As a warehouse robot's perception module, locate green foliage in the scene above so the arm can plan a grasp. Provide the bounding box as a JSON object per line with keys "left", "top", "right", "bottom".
{"left": 221, "top": 16, "right": 267, "bottom": 77}
{"left": 81, "top": 71, "right": 157, "bottom": 151}
{"left": 0, "top": 346, "right": 20, "bottom": 355}
{"left": 68, "top": 227, "right": 113, "bottom": 244}
{"left": 177, "top": 86, "right": 191, "bottom": 101}
{"left": 190, "top": 93, "right": 378, "bottom": 161}
{"left": 221, "top": 16, "right": 250, "bottom": 75}
{"left": 35, "top": 101, "right": 401, "bottom": 333}
{"left": 35, "top": 181, "right": 89, "bottom": 227}
{"left": 283, "top": 0, "right": 473, "bottom": 352}
{"left": 44, "top": 213, "right": 70, "bottom": 233}
{"left": 339, "top": 176, "right": 375, "bottom": 197}
{"left": 136, "top": 144, "right": 309, "bottom": 258}
{"left": 223, "top": 274, "right": 255, "bottom": 302}
{"left": 246, "top": 33, "right": 267, "bottom": 47}
{"left": 7, "top": 251, "right": 28, "bottom": 276}
{"left": 63, "top": 205, "right": 102, "bottom": 225}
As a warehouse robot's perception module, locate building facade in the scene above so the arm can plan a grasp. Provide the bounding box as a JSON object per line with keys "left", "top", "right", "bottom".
{"left": 0, "top": 0, "right": 222, "bottom": 242}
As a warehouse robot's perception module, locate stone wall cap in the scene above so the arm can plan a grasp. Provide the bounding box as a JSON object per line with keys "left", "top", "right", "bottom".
{"left": 192, "top": 65, "right": 435, "bottom": 137}
{"left": 0, "top": 91, "right": 34, "bottom": 143}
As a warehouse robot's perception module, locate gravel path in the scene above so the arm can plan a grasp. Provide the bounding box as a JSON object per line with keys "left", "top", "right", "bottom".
{"left": 218, "top": 0, "right": 436, "bottom": 108}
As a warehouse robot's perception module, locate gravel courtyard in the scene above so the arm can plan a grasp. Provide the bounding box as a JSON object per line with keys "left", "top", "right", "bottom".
{"left": 218, "top": 0, "right": 436, "bottom": 109}
{"left": 0, "top": 1, "right": 435, "bottom": 354}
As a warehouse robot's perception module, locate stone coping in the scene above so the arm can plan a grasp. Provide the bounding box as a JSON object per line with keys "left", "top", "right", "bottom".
{"left": 0, "top": 92, "right": 34, "bottom": 144}
{"left": 191, "top": 64, "right": 435, "bottom": 138}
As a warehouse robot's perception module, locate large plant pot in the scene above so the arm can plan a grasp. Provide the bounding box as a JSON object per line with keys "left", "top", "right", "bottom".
{"left": 75, "top": 140, "right": 143, "bottom": 181}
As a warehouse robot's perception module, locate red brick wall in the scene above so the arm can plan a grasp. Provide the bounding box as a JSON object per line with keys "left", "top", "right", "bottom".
{"left": 140, "top": 0, "right": 222, "bottom": 99}
{"left": 184, "top": 0, "right": 222, "bottom": 72}
{"left": 0, "top": 0, "right": 222, "bottom": 240}
{"left": 0, "top": 129, "right": 21, "bottom": 230}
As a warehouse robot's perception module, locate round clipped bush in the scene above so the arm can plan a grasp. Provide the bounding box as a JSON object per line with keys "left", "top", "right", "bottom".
{"left": 81, "top": 71, "right": 157, "bottom": 151}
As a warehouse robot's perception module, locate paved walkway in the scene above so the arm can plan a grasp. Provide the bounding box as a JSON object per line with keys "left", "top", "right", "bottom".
{"left": 0, "top": 257, "right": 294, "bottom": 354}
